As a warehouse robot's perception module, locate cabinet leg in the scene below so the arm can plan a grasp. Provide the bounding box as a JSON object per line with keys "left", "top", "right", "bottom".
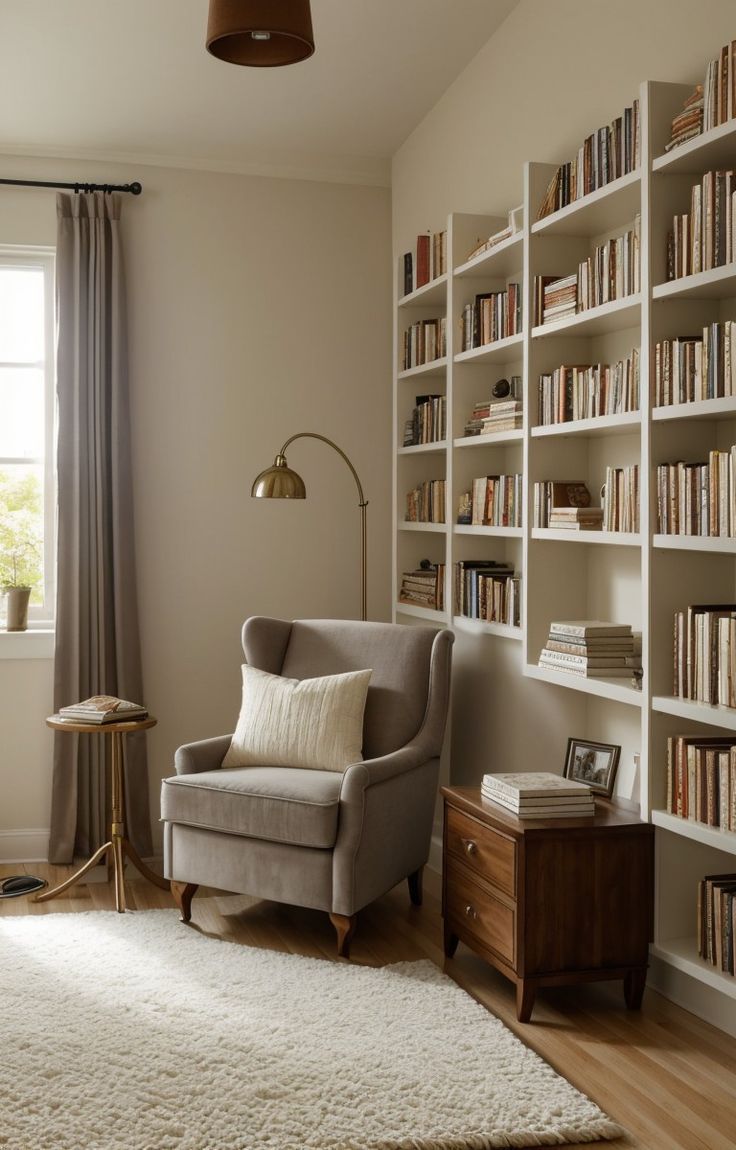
{"left": 443, "top": 921, "right": 459, "bottom": 958}
{"left": 516, "top": 979, "right": 536, "bottom": 1023}
{"left": 624, "top": 967, "right": 647, "bottom": 1010}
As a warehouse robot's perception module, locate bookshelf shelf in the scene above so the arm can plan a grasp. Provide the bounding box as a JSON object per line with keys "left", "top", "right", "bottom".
{"left": 531, "top": 169, "right": 641, "bottom": 238}
{"left": 395, "top": 602, "right": 447, "bottom": 622}
{"left": 454, "top": 430, "right": 523, "bottom": 448}
{"left": 453, "top": 524, "right": 523, "bottom": 538}
{"left": 653, "top": 535, "right": 736, "bottom": 553}
{"left": 397, "top": 442, "right": 446, "bottom": 456}
{"left": 398, "top": 358, "right": 448, "bottom": 381}
{"left": 531, "top": 528, "right": 641, "bottom": 546}
{"left": 454, "top": 332, "right": 524, "bottom": 366}
{"left": 453, "top": 231, "right": 524, "bottom": 279}
{"left": 531, "top": 411, "right": 640, "bottom": 438}
{"left": 524, "top": 662, "right": 643, "bottom": 707}
{"left": 452, "top": 616, "right": 523, "bottom": 641}
{"left": 397, "top": 275, "right": 448, "bottom": 309}
{"left": 398, "top": 521, "right": 446, "bottom": 533}
{"left": 652, "top": 397, "right": 736, "bottom": 423}
{"left": 652, "top": 696, "right": 736, "bottom": 731}
{"left": 653, "top": 117, "right": 736, "bottom": 174}
{"left": 652, "top": 263, "right": 736, "bottom": 302}
{"left": 650, "top": 938, "right": 736, "bottom": 999}
{"left": 531, "top": 294, "right": 641, "bottom": 339}
{"left": 652, "top": 810, "right": 736, "bottom": 855}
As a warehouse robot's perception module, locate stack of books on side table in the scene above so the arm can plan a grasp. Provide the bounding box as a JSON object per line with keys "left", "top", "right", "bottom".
{"left": 57, "top": 695, "right": 148, "bottom": 723}
{"left": 539, "top": 620, "right": 641, "bottom": 678}
{"left": 481, "top": 772, "right": 596, "bottom": 818}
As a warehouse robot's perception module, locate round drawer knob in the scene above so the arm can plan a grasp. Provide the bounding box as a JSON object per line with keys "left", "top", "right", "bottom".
{"left": 461, "top": 838, "right": 477, "bottom": 855}
{"left": 464, "top": 903, "right": 477, "bottom": 919}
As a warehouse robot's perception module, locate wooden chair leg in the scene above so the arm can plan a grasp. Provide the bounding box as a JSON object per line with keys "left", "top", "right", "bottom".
{"left": 329, "top": 912, "right": 357, "bottom": 958}
{"left": 171, "top": 881, "right": 198, "bottom": 923}
{"left": 407, "top": 866, "right": 423, "bottom": 906}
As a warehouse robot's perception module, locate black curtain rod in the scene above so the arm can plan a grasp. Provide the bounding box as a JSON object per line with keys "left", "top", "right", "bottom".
{"left": 0, "top": 177, "right": 142, "bottom": 195}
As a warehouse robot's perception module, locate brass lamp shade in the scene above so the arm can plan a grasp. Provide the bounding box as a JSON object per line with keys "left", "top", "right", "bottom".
{"left": 251, "top": 455, "right": 306, "bottom": 499}
{"left": 206, "top": 0, "right": 315, "bottom": 67}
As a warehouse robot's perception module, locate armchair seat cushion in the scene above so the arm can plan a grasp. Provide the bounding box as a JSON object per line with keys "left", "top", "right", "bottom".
{"left": 161, "top": 766, "right": 342, "bottom": 849}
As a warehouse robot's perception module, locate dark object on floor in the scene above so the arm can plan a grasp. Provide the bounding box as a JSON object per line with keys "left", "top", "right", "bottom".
{"left": 0, "top": 875, "right": 48, "bottom": 898}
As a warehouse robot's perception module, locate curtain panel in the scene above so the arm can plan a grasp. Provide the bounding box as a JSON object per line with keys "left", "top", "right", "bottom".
{"left": 49, "top": 192, "right": 152, "bottom": 864}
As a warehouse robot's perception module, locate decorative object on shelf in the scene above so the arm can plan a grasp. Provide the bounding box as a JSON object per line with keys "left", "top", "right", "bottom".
{"left": 456, "top": 493, "right": 472, "bottom": 525}
{"left": 206, "top": 0, "right": 315, "bottom": 67}
{"left": 251, "top": 432, "right": 369, "bottom": 621}
{"left": 564, "top": 738, "right": 621, "bottom": 798}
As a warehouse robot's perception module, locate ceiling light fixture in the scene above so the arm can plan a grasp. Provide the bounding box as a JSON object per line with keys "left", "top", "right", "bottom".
{"left": 206, "top": 0, "right": 315, "bottom": 67}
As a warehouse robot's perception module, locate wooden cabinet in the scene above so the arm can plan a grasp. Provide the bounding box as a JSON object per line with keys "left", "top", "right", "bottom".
{"left": 442, "top": 785, "right": 655, "bottom": 1022}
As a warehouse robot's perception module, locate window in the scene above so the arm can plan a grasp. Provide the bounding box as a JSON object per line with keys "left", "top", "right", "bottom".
{"left": 0, "top": 249, "right": 55, "bottom": 626}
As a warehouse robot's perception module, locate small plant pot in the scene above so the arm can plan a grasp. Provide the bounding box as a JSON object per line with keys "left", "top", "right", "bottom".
{"left": 5, "top": 586, "right": 31, "bottom": 632}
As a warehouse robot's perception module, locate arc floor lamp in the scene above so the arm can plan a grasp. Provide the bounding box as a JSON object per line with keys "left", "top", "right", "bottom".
{"left": 251, "top": 432, "right": 368, "bottom": 621}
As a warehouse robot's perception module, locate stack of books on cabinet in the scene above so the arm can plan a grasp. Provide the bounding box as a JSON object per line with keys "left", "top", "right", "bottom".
{"left": 481, "top": 772, "right": 596, "bottom": 819}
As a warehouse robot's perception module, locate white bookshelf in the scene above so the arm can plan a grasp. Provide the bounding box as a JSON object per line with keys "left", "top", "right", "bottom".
{"left": 392, "top": 75, "right": 736, "bottom": 1032}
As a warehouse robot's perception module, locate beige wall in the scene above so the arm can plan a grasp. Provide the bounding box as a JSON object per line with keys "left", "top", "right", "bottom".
{"left": 0, "top": 154, "right": 391, "bottom": 859}
{"left": 392, "top": 0, "right": 736, "bottom": 784}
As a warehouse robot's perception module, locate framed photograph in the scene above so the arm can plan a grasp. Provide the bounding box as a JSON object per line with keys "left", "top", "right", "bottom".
{"left": 563, "top": 738, "right": 620, "bottom": 798}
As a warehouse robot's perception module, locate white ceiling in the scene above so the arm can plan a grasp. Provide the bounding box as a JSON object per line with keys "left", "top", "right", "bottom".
{"left": 0, "top": 0, "right": 518, "bottom": 186}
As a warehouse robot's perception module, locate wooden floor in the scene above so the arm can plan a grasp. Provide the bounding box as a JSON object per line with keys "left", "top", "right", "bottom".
{"left": 3, "top": 861, "right": 736, "bottom": 1150}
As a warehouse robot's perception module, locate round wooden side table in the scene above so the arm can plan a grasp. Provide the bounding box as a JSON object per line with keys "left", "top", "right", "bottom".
{"left": 37, "top": 714, "right": 169, "bottom": 913}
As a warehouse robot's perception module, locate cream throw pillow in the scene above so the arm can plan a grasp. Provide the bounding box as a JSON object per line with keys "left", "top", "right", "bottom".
{"left": 222, "top": 664, "right": 372, "bottom": 772}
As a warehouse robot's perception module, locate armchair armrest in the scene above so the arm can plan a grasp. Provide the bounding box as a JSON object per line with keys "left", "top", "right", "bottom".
{"left": 339, "top": 740, "right": 428, "bottom": 800}
{"left": 174, "top": 734, "right": 233, "bottom": 775}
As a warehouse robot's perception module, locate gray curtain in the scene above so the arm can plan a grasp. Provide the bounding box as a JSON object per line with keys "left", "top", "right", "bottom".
{"left": 49, "top": 192, "right": 152, "bottom": 864}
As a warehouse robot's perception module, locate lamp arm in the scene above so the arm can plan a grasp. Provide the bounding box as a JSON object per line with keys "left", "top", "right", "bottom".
{"left": 279, "top": 432, "right": 368, "bottom": 508}
{"left": 278, "top": 432, "right": 368, "bottom": 621}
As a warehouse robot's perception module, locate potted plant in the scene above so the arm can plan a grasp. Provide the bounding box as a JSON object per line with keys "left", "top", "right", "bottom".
{"left": 0, "top": 510, "right": 42, "bottom": 632}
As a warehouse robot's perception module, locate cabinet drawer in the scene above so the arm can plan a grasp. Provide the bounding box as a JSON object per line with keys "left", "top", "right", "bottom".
{"left": 446, "top": 860, "right": 515, "bottom": 965}
{"left": 446, "top": 806, "right": 516, "bottom": 897}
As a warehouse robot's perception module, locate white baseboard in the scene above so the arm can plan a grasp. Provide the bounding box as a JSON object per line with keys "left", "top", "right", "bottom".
{"left": 0, "top": 828, "right": 50, "bottom": 863}
{"left": 648, "top": 953, "right": 736, "bottom": 1040}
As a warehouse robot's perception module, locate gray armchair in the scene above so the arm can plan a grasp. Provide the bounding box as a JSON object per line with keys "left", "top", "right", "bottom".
{"left": 161, "top": 617, "right": 453, "bottom": 956}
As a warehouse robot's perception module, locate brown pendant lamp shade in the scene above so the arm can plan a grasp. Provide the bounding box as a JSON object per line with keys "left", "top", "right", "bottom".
{"left": 206, "top": 0, "right": 315, "bottom": 67}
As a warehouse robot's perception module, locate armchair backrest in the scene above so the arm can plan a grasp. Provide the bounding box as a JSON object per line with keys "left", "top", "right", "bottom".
{"left": 241, "top": 617, "right": 453, "bottom": 760}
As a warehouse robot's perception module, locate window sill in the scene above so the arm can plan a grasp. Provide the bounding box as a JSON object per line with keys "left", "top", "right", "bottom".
{"left": 0, "top": 628, "right": 55, "bottom": 660}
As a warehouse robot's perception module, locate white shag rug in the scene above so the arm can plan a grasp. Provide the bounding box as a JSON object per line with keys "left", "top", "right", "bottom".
{"left": 0, "top": 910, "right": 623, "bottom": 1150}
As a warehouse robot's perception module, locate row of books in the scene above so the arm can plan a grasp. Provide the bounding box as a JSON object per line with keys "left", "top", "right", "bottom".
{"left": 481, "top": 771, "right": 596, "bottom": 819}
{"left": 666, "top": 170, "right": 736, "bottom": 281}
{"left": 539, "top": 621, "right": 640, "bottom": 680}
{"left": 654, "top": 323, "right": 736, "bottom": 407}
{"left": 666, "top": 735, "right": 736, "bottom": 830}
{"left": 405, "top": 479, "right": 445, "bottom": 524}
{"left": 656, "top": 448, "right": 736, "bottom": 537}
{"left": 57, "top": 695, "right": 148, "bottom": 724}
{"left": 533, "top": 219, "right": 640, "bottom": 325}
{"left": 463, "top": 378, "right": 522, "bottom": 436}
{"left": 402, "top": 394, "right": 446, "bottom": 447}
{"left": 454, "top": 560, "right": 520, "bottom": 627}
{"left": 460, "top": 473, "right": 522, "bottom": 529}
{"left": 401, "top": 317, "right": 446, "bottom": 371}
{"left": 532, "top": 480, "right": 594, "bottom": 530}
{"left": 537, "top": 351, "right": 640, "bottom": 426}
{"left": 398, "top": 564, "right": 445, "bottom": 611}
{"left": 666, "top": 38, "right": 736, "bottom": 153}
{"left": 401, "top": 230, "right": 447, "bottom": 297}
{"left": 602, "top": 464, "right": 640, "bottom": 533}
{"left": 674, "top": 604, "right": 736, "bottom": 706}
{"left": 458, "top": 285, "right": 522, "bottom": 351}
{"left": 536, "top": 99, "right": 640, "bottom": 220}
{"left": 699, "top": 872, "right": 736, "bottom": 976}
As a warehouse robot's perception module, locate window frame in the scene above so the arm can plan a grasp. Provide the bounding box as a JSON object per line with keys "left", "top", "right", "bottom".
{"left": 0, "top": 246, "right": 56, "bottom": 628}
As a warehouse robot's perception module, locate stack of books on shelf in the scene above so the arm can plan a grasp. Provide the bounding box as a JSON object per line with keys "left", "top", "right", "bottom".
{"left": 539, "top": 621, "right": 640, "bottom": 679}
{"left": 602, "top": 464, "right": 639, "bottom": 532}
{"left": 405, "top": 479, "right": 445, "bottom": 524}
{"left": 666, "top": 170, "right": 736, "bottom": 280}
{"left": 534, "top": 273, "right": 577, "bottom": 326}
{"left": 401, "top": 317, "right": 446, "bottom": 371}
{"left": 464, "top": 206, "right": 523, "bottom": 262}
{"left": 666, "top": 734, "right": 736, "bottom": 828}
{"left": 548, "top": 505, "right": 604, "bottom": 531}
{"left": 398, "top": 563, "right": 445, "bottom": 611}
{"left": 674, "top": 603, "right": 736, "bottom": 705}
{"left": 463, "top": 377, "right": 523, "bottom": 436}
{"left": 403, "top": 394, "right": 446, "bottom": 447}
{"left": 664, "top": 84, "right": 704, "bottom": 152}
{"left": 454, "top": 559, "right": 520, "bottom": 626}
{"left": 57, "top": 695, "right": 148, "bottom": 724}
{"left": 481, "top": 772, "right": 596, "bottom": 819}
{"left": 533, "top": 480, "right": 593, "bottom": 529}
{"left": 536, "top": 98, "right": 640, "bottom": 220}
{"left": 657, "top": 448, "right": 736, "bottom": 536}
{"left": 537, "top": 351, "right": 640, "bottom": 425}
{"left": 698, "top": 872, "right": 736, "bottom": 977}
{"left": 400, "top": 230, "right": 447, "bottom": 297}
{"left": 459, "top": 284, "right": 521, "bottom": 351}
{"left": 466, "top": 473, "right": 522, "bottom": 528}
{"left": 480, "top": 399, "right": 523, "bottom": 433}
{"left": 654, "top": 323, "right": 736, "bottom": 406}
